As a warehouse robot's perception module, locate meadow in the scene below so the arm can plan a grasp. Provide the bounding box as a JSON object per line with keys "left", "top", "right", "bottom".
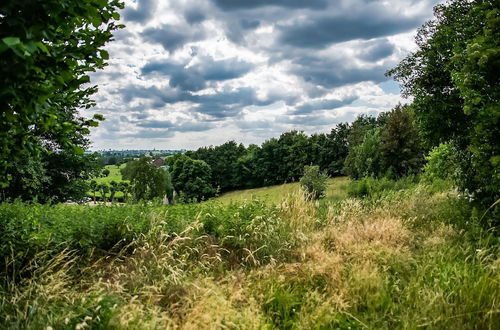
{"left": 93, "top": 164, "right": 127, "bottom": 185}
{"left": 1, "top": 177, "right": 498, "bottom": 329}
{"left": 88, "top": 164, "right": 128, "bottom": 201}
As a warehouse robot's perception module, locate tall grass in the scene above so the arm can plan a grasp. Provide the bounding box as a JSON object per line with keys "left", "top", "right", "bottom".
{"left": 1, "top": 179, "right": 498, "bottom": 328}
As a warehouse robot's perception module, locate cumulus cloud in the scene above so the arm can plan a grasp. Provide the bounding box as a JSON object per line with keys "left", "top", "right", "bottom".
{"left": 141, "top": 56, "right": 254, "bottom": 91}
{"left": 211, "top": 0, "right": 329, "bottom": 10}
{"left": 87, "top": 0, "right": 441, "bottom": 149}
{"left": 142, "top": 24, "right": 206, "bottom": 52}
{"left": 123, "top": 0, "right": 157, "bottom": 23}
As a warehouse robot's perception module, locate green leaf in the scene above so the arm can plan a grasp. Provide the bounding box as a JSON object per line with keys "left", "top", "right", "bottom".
{"left": 2, "top": 37, "right": 21, "bottom": 46}
{"left": 100, "top": 49, "right": 109, "bottom": 60}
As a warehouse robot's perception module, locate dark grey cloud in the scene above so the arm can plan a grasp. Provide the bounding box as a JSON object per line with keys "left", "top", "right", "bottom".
{"left": 91, "top": 0, "right": 441, "bottom": 149}
{"left": 142, "top": 25, "right": 206, "bottom": 52}
{"left": 141, "top": 57, "right": 254, "bottom": 91}
{"left": 192, "top": 87, "right": 272, "bottom": 119}
{"left": 240, "top": 19, "right": 261, "bottom": 30}
{"left": 278, "top": 9, "right": 421, "bottom": 48}
{"left": 293, "top": 95, "right": 358, "bottom": 114}
{"left": 212, "top": 0, "right": 329, "bottom": 10}
{"left": 136, "top": 119, "right": 215, "bottom": 132}
{"left": 358, "top": 39, "right": 395, "bottom": 61}
{"left": 123, "top": 0, "right": 157, "bottom": 23}
{"left": 291, "top": 55, "right": 390, "bottom": 88}
{"left": 117, "top": 84, "right": 279, "bottom": 120}
{"left": 184, "top": 8, "right": 206, "bottom": 24}
{"left": 122, "top": 129, "right": 175, "bottom": 139}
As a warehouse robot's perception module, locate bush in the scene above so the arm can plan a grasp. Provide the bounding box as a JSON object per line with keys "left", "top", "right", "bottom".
{"left": 343, "top": 128, "right": 383, "bottom": 179}
{"left": 422, "top": 142, "right": 458, "bottom": 182}
{"left": 300, "top": 166, "right": 328, "bottom": 200}
{"left": 347, "top": 176, "right": 419, "bottom": 198}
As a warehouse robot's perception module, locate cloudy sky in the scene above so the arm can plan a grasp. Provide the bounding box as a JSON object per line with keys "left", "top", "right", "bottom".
{"left": 88, "top": 0, "right": 442, "bottom": 150}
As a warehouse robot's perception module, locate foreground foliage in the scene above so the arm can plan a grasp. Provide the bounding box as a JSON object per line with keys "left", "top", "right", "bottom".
{"left": 388, "top": 0, "right": 499, "bottom": 206}
{"left": 0, "top": 0, "right": 123, "bottom": 194}
{"left": 1, "top": 179, "right": 498, "bottom": 329}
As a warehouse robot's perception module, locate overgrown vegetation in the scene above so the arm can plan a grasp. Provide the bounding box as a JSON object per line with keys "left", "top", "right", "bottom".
{"left": 1, "top": 179, "right": 498, "bottom": 328}
{"left": 300, "top": 165, "right": 328, "bottom": 200}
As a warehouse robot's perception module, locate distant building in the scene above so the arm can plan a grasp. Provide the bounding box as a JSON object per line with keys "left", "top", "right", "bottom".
{"left": 152, "top": 158, "right": 165, "bottom": 167}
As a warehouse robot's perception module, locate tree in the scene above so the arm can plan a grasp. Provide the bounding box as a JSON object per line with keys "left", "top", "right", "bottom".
{"left": 387, "top": 0, "right": 499, "bottom": 206}
{"left": 450, "top": 1, "right": 500, "bottom": 205}
{"left": 0, "top": 0, "right": 124, "bottom": 190}
{"left": 347, "top": 115, "right": 380, "bottom": 148}
{"left": 170, "top": 154, "right": 215, "bottom": 202}
{"left": 277, "top": 131, "right": 312, "bottom": 182}
{"left": 188, "top": 141, "right": 247, "bottom": 192}
{"left": 300, "top": 165, "right": 328, "bottom": 200}
{"left": 90, "top": 180, "right": 98, "bottom": 203}
{"left": 386, "top": 0, "right": 476, "bottom": 148}
{"left": 163, "top": 170, "right": 174, "bottom": 203}
{"left": 380, "top": 105, "right": 424, "bottom": 178}
{"left": 119, "top": 182, "right": 130, "bottom": 203}
{"left": 102, "top": 168, "right": 110, "bottom": 177}
{"left": 343, "top": 128, "right": 383, "bottom": 179}
{"left": 121, "top": 157, "right": 166, "bottom": 201}
{"left": 98, "top": 184, "right": 109, "bottom": 203}
{"left": 109, "top": 180, "right": 118, "bottom": 202}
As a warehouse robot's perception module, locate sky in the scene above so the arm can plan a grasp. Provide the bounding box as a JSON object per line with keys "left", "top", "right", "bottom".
{"left": 87, "top": 0, "right": 442, "bottom": 150}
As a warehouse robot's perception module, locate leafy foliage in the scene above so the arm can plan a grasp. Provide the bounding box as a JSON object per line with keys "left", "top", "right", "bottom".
{"left": 121, "top": 157, "right": 168, "bottom": 202}
{"left": 1, "top": 151, "right": 101, "bottom": 203}
{"left": 300, "top": 165, "right": 328, "bottom": 200}
{"left": 387, "top": 0, "right": 499, "bottom": 206}
{"left": 422, "top": 142, "right": 460, "bottom": 182}
{"left": 380, "top": 104, "right": 424, "bottom": 177}
{"left": 343, "top": 128, "right": 383, "bottom": 179}
{"left": 0, "top": 0, "right": 123, "bottom": 192}
{"left": 170, "top": 154, "right": 215, "bottom": 202}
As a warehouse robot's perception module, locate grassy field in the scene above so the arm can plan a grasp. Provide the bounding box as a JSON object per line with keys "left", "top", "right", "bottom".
{"left": 1, "top": 178, "right": 498, "bottom": 328}
{"left": 88, "top": 164, "right": 128, "bottom": 200}
{"left": 92, "top": 164, "right": 128, "bottom": 185}
{"left": 216, "top": 177, "right": 349, "bottom": 205}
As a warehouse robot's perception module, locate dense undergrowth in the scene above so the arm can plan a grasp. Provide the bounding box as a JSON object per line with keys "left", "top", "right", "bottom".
{"left": 0, "top": 178, "right": 498, "bottom": 329}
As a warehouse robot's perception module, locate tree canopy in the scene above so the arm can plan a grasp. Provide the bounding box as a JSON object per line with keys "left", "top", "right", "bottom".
{"left": 387, "top": 0, "right": 499, "bottom": 205}
{"left": 0, "top": 0, "right": 123, "bottom": 191}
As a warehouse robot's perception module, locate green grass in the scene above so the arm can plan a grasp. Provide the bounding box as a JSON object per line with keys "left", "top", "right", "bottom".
{"left": 1, "top": 177, "right": 498, "bottom": 328}
{"left": 215, "top": 176, "right": 349, "bottom": 204}
{"left": 87, "top": 165, "right": 128, "bottom": 200}
{"left": 92, "top": 164, "right": 128, "bottom": 185}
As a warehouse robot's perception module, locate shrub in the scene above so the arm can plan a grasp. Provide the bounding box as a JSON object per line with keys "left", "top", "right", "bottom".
{"left": 300, "top": 165, "right": 328, "bottom": 200}
{"left": 347, "top": 176, "right": 419, "bottom": 198}
{"left": 422, "top": 142, "right": 458, "bottom": 182}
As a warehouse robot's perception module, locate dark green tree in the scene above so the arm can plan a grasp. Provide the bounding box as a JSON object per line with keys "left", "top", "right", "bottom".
{"left": 188, "top": 141, "right": 247, "bottom": 192}
{"left": 386, "top": 0, "right": 476, "bottom": 148}
{"left": 387, "top": 0, "right": 499, "bottom": 206}
{"left": 121, "top": 157, "right": 166, "bottom": 201}
{"left": 343, "top": 128, "right": 383, "bottom": 179}
{"left": 98, "top": 183, "right": 109, "bottom": 203}
{"left": 380, "top": 105, "right": 424, "bottom": 178}
{"left": 109, "top": 180, "right": 118, "bottom": 202}
{"left": 90, "top": 180, "right": 98, "bottom": 203}
{"left": 0, "top": 0, "right": 123, "bottom": 190}
{"left": 170, "top": 154, "right": 215, "bottom": 202}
